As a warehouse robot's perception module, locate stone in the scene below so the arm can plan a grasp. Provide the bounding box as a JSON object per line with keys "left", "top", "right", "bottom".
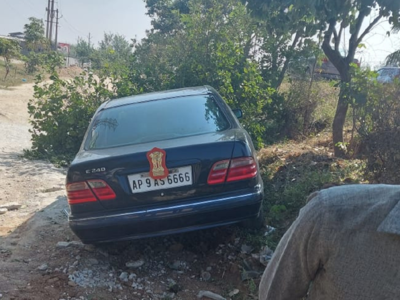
{"left": 0, "top": 202, "right": 21, "bottom": 210}
{"left": 119, "top": 272, "right": 129, "bottom": 282}
{"left": 83, "top": 244, "right": 96, "bottom": 252}
{"left": 163, "top": 292, "right": 176, "bottom": 299}
{"left": 241, "top": 259, "right": 253, "bottom": 271}
{"left": 87, "top": 258, "right": 99, "bottom": 265}
{"left": 0, "top": 208, "right": 7, "bottom": 215}
{"left": 56, "top": 241, "right": 70, "bottom": 248}
{"left": 201, "top": 271, "right": 211, "bottom": 281}
{"left": 169, "top": 243, "right": 184, "bottom": 252}
{"left": 197, "top": 290, "right": 226, "bottom": 300}
{"left": 264, "top": 225, "right": 276, "bottom": 236}
{"left": 169, "top": 260, "right": 185, "bottom": 271}
{"left": 228, "top": 289, "right": 240, "bottom": 297}
{"left": 259, "top": 246, "right": 274, "bottom": 266}
{"left": 126, "top": 259, "right": 145, "bottom": 269}
{"left": 47, "top": 277, "right": 59, "bottom": 284}
{"left": 37, "top": 263, "right": 48, "bottom": 271}
{"left": 167, "top": 278, "right": 176, "bottom": 286}
{"left": 168, "top": 283, "right": 182, "bottom": 294}
{"left": 240, "top": 244, "right": 254, "bottom": 254}
{"left": 68, "top": 281, "right": 77, "bottom": 287}
{"left": 69, "top": 241, "right": 84, "bottom": 248}
{"left": 241, "top": 270, "right": 262, "bottom": 281}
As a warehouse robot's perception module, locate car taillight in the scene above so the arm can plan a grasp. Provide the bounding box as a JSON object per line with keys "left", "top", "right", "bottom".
{"left": 87, "top": 180, "right": 116, "bottom": 200}
{"left": 207, "top": 160, "right": 230, "bottom": 185}
{"left": 227, "top": 157, "right": 257, "bottom": 182}
{"left": 67, "top": 182, "right": 97, "bottom": 204}
{"left": 207, "top": 157, "right": 257, "bottom": 185}
{"left": 66, "top": 180, "right": 116, "bottom": 205}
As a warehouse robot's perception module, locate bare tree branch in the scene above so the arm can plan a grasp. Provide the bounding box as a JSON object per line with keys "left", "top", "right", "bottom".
{"left": 347, "top": 9, "right": 367, "bottom": 62}
{"left": 322, "top": 20, "right": 351, "bottom": 80}
{"left": 357, "top": 14, "right": 383, "bottom": 45}
{"left": 333, "top": 28, "right": 339, "bottom": 51}
{"left": 336, "top": 23, "right": 343, "bottom": 51}
{"left": 322, "top": 21, "right": 341, "bottom": 61}
{"left": 276, "top": 30, "right": 302, "bottom": 89}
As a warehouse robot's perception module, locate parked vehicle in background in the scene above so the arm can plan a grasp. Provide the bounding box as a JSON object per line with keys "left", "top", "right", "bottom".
{"left": 66, "top": 86, "right": 264, "bottom": 244}
{"left": 310, "top": 58, "right": 361, "bottom": 80}
{"left": 376, "top": 67, "right": 400, "bottom": 83}
{"left": 289, "top": 57, "right": 361, "bottom": 80}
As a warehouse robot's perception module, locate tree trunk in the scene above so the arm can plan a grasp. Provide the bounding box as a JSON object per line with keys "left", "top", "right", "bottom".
{"left": 4, "top": 58, "right": 10, "bottom": 80}
{"left": 332, "top": 88, "right": 349, "bottom": 157}
{"left": 275, "top": 31, "right": 301, "bottom": 89}
{"left": 331, "top": 59, "right": 351, "bottom": 157}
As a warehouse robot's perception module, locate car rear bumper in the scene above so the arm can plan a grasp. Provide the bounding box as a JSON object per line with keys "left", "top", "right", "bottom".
{"left": 68, "top": 189, "right": 263, "bottom": 244}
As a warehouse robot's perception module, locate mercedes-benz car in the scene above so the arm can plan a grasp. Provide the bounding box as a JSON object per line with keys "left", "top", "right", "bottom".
{"left": 66, "top": 86, "right": 264, "bottom": 244}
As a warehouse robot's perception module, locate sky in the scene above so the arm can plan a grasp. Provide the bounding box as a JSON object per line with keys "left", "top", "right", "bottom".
{"left": 0, "top": 0, "right": 399, "bottom": 68}
{"left": 0, "top": 0, "right": 152, "bottom": 45}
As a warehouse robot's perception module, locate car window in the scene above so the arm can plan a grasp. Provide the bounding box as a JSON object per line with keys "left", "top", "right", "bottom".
{"left": 85, "top": 95, "right": 230, "bottom": 149}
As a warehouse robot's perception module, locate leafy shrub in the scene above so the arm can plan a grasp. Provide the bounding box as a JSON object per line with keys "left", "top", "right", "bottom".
{"left": 24, "top": 51, "right": 64, "bottom": 74}
{"left": 259, "top": 147, "right": 364, "bottom": 248}
{"left": 26, "top": 67, "right": 139, "bottom": 165}
{"left": 350, "top": 69, "right": 400, "bottom": 183}
{"left": 279, "top": 78, "right": 339, "bottom": 140}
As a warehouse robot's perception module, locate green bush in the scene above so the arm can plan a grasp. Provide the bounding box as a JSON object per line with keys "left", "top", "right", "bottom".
{"left": 350, "top": 69, "right": 400, "bottom": 183}
{"left": 260, "top": 150, "right": 364, "bottom": 248}
{"left": 26, "top": 68, "right": 139, "bottom": 165}
{"left": 24, "top": 51, "right": 64, "bottom": 74}
{"left": 278, "top": 78, "right": 339, "bottom": 140}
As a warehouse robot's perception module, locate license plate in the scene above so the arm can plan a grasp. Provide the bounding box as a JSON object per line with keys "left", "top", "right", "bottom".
{"left": 128, "top": 166, "right": 192, "bottom": 194}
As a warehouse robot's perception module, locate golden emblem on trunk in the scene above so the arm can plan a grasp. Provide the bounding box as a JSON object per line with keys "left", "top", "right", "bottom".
{"left": 146, "top": 147, "right": 169, "bottom": 179}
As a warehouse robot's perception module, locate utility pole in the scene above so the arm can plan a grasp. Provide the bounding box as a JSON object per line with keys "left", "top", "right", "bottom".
{"left": 46, "top": 0, "right": 51, "bottom": 39}
{"left": 48, "top": 0, "right": 55, "bottom": 46}
{"left": 54, "top": 9, "right": 60, "bottom": 50}
{"left": 86, "top": 33, "right": 92, "bottom": 68}
{"left": 88, "top": 33, "right": 91, "bottom": 49}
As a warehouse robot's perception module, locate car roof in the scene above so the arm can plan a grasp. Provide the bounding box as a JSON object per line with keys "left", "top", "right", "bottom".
{"left": 102, "top": 86, "right": 212, "bottom": 109}
{"left": 378, "top": 67, "right": 400, "bottom": 70}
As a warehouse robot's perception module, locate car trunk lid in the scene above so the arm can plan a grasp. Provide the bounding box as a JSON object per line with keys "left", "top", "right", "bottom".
{"left": 68, "top": 130, "right": 237, "bottom": 211}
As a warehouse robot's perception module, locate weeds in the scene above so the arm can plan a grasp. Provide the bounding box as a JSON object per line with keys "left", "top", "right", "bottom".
{"left": 0, "top": 60, "right": 35, "bottom": 89}
{"left": 257, "top": 137, "right": 366, "bottom": 248}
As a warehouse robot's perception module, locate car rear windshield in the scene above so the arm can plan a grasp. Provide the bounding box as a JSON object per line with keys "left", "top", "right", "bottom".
{"left": 85, "top": 95, "right": 230, "bottom": 150}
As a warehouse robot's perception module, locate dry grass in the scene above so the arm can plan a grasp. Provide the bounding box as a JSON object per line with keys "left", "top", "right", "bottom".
{"left": 0, "top": 59, "right": 36, "bottom": 89}
{"left": 0, "top": 58, "right": 84, "bottom": 89}
{"left": 256, "top": 131, "right": 366, "bottom": 248}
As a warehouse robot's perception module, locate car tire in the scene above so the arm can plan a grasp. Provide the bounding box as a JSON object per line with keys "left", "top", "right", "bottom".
{"left": 241, "top": 208, "right": 265, "bottom": 230}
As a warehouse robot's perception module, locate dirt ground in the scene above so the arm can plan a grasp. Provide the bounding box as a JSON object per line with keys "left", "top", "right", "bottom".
{"left": 0, "top": 82, "right": 267, "bottom": 300}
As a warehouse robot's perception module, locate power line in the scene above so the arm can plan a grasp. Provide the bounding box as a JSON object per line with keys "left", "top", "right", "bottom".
{"left": 62, "top": 16, "right": 84, "bottom": 35}
{"left": 3, "top": 1, "right": 20, "bottom": 15}
{"left": 21, "top": 0, "right": 43, "bottom": 16}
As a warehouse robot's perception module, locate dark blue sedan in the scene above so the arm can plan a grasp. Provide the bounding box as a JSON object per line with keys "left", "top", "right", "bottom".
{"left": 66, "top": 86, "right": 264, "bottom": 244}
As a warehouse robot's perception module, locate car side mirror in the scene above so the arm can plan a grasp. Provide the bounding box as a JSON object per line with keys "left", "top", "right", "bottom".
{"left": 232, "top": 109, "right": 243, "bottom": 119}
